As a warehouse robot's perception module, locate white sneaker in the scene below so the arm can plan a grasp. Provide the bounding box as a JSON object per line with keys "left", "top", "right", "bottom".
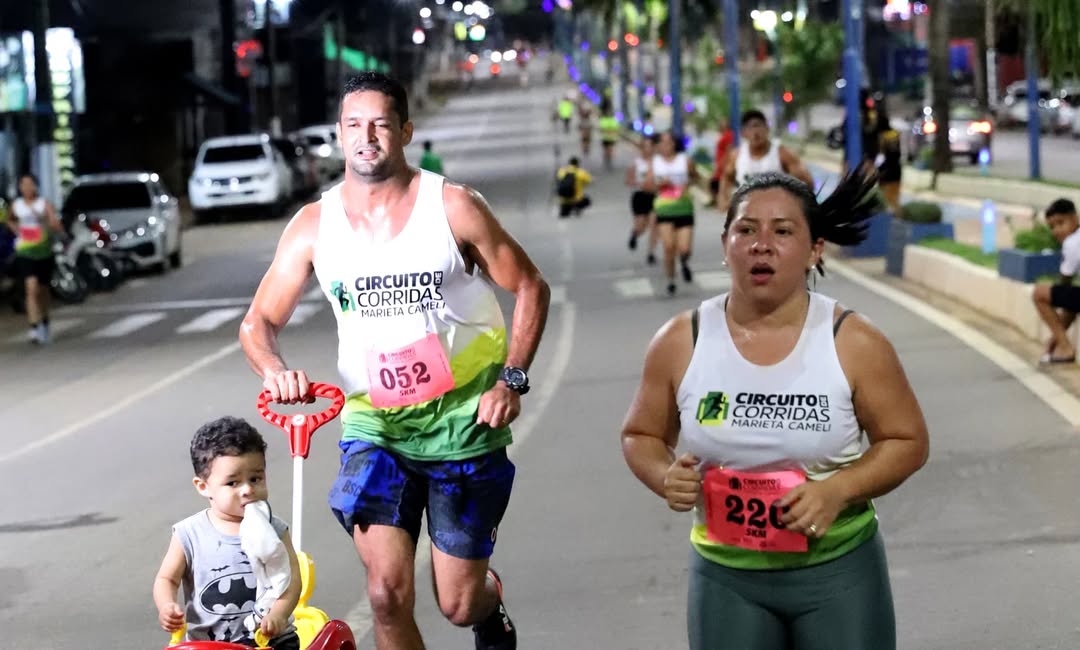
{"left": 36, "top": 323, "right": 49, "bottom": 344}
{"left": 28, "top": 326, "right": 42, "bottom": 344}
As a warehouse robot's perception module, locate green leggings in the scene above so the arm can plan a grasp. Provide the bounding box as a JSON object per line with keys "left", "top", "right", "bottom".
{"left": 687, "top": 531, "right": 895, "bottom": 650}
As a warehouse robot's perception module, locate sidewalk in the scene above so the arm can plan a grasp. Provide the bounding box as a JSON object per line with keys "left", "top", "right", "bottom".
{"left": 669, "top": 125, "right": 1080, "bottom": 403}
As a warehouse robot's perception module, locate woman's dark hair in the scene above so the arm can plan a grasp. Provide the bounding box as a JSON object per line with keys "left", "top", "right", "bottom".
{"left": 659, "top": 130, "right": 686, "bottom": 153}
{"left": 723, "top": 167, "right": 881, "bottom": 276}
{"left": 339, "top": 71, "right": 409, "bottom": 125}
{"left": 190, "top": 416, "right": 267, "bottom": 479}
{"left": 18, "top": 172, "right": 38, "bottom": 186}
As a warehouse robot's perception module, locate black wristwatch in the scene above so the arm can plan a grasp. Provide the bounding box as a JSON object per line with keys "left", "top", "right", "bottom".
{"left": 499, "top": 366, "right": 530, "bottom": 395}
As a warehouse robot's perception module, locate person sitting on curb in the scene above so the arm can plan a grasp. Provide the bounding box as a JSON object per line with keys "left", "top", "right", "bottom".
{"left": 556, "top": 157, "right": 592, "bottom": 218}
{"left": 1032, "top": 198, "right": 1080, "bottom": 365}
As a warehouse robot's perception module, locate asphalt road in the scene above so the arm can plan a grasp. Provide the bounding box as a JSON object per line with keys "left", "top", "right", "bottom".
{"left": 809, "top": 102, "right": 1080, "bottom": 186}
{"left": 2, "top": 83, "right": 1080, "bottom": 650}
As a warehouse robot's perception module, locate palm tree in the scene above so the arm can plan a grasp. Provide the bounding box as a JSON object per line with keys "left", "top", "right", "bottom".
{"left": 1028, "top": 0, "right": 1080, "bottom": 78}
{"left": 929, "top": 0, "right": 953, "bottom": 178}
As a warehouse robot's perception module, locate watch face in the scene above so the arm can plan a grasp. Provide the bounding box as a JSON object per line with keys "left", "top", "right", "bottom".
{"left": 504, "top": 368, "right": 527, "bottom": 386}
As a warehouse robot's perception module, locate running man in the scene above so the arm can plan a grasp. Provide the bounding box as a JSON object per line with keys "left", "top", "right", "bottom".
{"left": 240, "top": 72, "right": 550, "bottom": 650}
{"left": 599, "top": 104, "right": 620, "bottom": 171}
{"left": 718, "top": 110, "right": 813, "bottom": 212}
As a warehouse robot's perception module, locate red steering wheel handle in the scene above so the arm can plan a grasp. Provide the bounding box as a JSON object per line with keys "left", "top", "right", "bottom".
{"left": 257, "top": 382, "right": 345, "bottom": 459}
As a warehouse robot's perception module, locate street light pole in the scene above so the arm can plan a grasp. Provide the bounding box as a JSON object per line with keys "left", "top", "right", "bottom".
{"left": 265, "top": 3, "right": 281, "bottom": 136}
{"left": 1024, "top": 1, "right": 1041, "bottom": 180}
{"left": 842, "top": 0, "right": 863, "bottom": 171}
{"left": 724, "top": 0, "right": 740, "bottom": 146}
{"left": 668, "top": 0, "right": 682, "bottom": 136}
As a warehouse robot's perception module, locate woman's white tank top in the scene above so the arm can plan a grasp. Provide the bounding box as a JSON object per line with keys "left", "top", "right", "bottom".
{"left": 677, "top": 291, "right": 864, "bottom": 481}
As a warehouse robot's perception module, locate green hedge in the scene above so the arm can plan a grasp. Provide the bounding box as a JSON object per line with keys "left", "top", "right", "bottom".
{"left": 1013, "top": 223, "right": 1060, "bottom": 253}
{"left": 917, "top": 236, "right": 997, "bottom": 269}
{"left": 899, "top": 201, "right": 943, "bottom": 224}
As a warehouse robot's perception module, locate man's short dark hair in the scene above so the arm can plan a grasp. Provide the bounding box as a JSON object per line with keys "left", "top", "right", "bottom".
{"left": 569, "top": 157, "right": 580, "bottom": 166}
{"left": 740, "top": 109, "right": 768, "bottom": 127}
{"left": 423, "top": 140, "right": 433, "bottom": 151}
{"left": 339, "top": 72, "right": 409, "bottom": 125}
{"left": 1046, "top": 198, "right": 1077, "bottom": 219}
{"left": 190, "top": 417, "right": 267, "bottom": 479}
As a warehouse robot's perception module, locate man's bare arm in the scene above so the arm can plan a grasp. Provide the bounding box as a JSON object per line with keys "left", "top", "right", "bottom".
{"left": 444, "top": 183, "right": 550, "bottom": 371}
{"left": 779, "top": 145, "right": 814, "bottom": 187}
{"left": 239, "top": 204, "right": 318, "bottom": 400}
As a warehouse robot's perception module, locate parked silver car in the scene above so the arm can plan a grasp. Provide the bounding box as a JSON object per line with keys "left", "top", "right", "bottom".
{"left": 62, "top": 172, "right": 183, "bottom": 273}
{"left": 904, "top": 103, "right": 993, "bottom": 166}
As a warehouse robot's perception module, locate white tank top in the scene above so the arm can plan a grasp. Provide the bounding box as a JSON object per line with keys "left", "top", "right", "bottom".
{"left": 677, "top": 291, "right": 864, "bottom": 481}
{"left": 734, "top": 141, "right": 783, "bottom": 185}
{"left": 633, "top": 157, "right": 651, "bottom": 186}
{"left": 12, "top": 197, "right": 46, "bottom": 223}
{"left": 651, "top": 152, "right": 689, "bottom": 187}
{"left": 12, "top": 196, "right": 50, "bottom": 253}
{"left": 311, "top": 171, "right": 510, "bottom": 459}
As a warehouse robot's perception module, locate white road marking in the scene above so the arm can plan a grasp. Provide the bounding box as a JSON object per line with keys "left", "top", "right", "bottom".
{"left": 830, "top": 259, "right": 1080, "bottom": 426}
{"left": 343, "top": 301, "right": 580, "bottom": 638}
{"left": 176, "top": 307, "right": 246, "bottom": 335}
{"left": 285, "top": 303, "right": 323, "bottom": 327}
{"left": 549, "top": 284, "right": 567, "bottom": 305}
{"left": 0, "top": 341, "right": 242, "bottom": 465}
{"left": 5, "top": 318, "right": 83, "bottom": 343}
{"left": 60, "top": 296, "right": 321, "bottom": 314}
{"left": 695, "top": 270, "right": 731, "bottom": 291}
{"left": 613, "top": 277, "right": 655, "bottom": 299}
{"left": 88, "top": 312, "right": 167, "bottom": 339}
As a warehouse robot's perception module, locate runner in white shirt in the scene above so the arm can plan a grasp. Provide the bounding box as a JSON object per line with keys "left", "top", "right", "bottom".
{"left": 718, "top": 110, "right": 814, "bottom": 213}
{"left": 621, "top": 168, "right": 928, "bottom": 650}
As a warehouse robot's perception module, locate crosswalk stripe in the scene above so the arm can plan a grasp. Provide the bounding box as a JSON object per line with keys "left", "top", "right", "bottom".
{"left": 549, "top": 284, "right": 567, "bottom": 305}
{"left": 613, "top": 277, "right": 655, "bottom": 298}
{"left": 5, "top": 317, "right": 84, "bottom": 343}
{"left": 89, "top": 312, "right": 167, "bottom": 339}
{"left": 176, "top": 307, "right": 245, "bottom": 335}
{"left": 695, "top": 271, "right": 731, "bottom": 291}
{"left": 286, "top": 303, "right": 323, "bottom": 327}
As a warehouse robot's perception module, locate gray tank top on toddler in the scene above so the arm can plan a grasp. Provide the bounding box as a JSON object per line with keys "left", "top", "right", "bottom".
{"left": 174, "top": 509, "right": 293, "bottom": 643}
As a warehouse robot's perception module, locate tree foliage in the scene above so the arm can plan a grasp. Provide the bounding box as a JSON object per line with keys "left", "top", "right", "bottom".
{"left": 1000, "top": 0, "right": 1080, "bottom": 78}
{"left": 748, "top": 20, "right": 842, "bottom": 132}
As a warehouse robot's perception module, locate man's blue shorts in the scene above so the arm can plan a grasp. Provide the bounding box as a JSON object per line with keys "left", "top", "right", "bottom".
{"left": 328, "top": 439, "right": 516, "bottom": 560}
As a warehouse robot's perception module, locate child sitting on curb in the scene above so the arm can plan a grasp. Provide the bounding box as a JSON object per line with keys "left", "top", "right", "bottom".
{"left": 1032, "top": 199, "right": 1080, "bottom": 365}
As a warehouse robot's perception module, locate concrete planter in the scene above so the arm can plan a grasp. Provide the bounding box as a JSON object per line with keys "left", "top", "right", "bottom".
{"left": 902, "top": 246, "right": 1062, "bottom": 345}
{"left": 885, "top": 220, "right": 956, "bottom": 277}
{"left": 997, "top": 248, "right": 1061, "bottom": 283}
{"left": 843, "top": 212, "right": 894, "bottom": 258}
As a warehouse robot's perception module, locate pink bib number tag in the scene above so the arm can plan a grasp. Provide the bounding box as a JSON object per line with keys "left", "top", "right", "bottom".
{"left": 366, "top": 333, "right": 455, "bottom": 408}
{"left": 657, "top": 184, "right": 685, "bottom": 200}
{"left": 703, "top": 467, "right": 808, "bottom": 553}
{"left": 18, "top": 225, "right": 43, "bottom": 244}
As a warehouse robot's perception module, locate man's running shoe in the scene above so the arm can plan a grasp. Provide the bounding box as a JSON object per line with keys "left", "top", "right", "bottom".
{"left": 647, "top": 253, "right": 657, "bottom": 265}
{"left": 628, "top": 233, "right": 638, "bottom": 250}
{"left": 681, "top": 258, "right": 693, "bottom": 283}
{"left": 667, "top": 282, "right": 677, "bottom": 296}
{"left": 474, "top": 568, "right": 516, "bottom": 650}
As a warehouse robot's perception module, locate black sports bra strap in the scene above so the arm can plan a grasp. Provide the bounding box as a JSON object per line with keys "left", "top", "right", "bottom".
{"left": 833, "top": 309, "right": 855, "bottom": 337}
{"left": 691, "top": 308, "right": 700, "bottom": 347}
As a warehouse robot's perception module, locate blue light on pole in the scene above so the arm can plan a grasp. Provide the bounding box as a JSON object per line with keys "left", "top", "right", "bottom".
{"left": 979, "top": 147, "right": 991, "bottom": 176}
{"left": 981, "top": 200, "right": 997, "bottom": 254}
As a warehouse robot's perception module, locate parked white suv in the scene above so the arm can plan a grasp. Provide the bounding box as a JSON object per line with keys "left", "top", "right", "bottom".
{"left": 188, "top": 134, "right": 293, "bottom": 221}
